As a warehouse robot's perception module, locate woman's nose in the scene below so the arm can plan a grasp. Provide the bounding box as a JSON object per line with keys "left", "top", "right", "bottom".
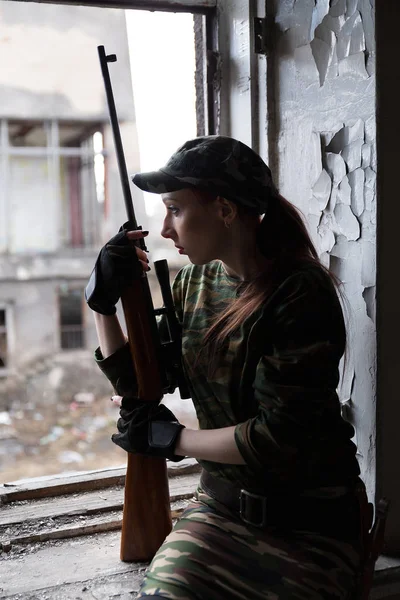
{"left": 160, "top": 219, "right": 172, "bottom": 239}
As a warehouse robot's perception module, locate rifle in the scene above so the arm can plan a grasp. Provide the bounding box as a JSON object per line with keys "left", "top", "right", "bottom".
{"left": 97, "top": 45, "right": 190, "bottom": 562}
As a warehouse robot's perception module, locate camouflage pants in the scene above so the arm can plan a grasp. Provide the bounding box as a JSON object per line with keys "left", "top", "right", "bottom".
{"left": 137, "top": 487, "right": 360, "bottom": 599}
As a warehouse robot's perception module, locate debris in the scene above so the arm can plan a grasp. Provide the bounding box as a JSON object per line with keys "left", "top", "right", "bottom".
{"left": 12, "top": 410, "right": 24, "bottom": 420}
{"left": 0, "top": 412, "right": 12, "bottom": 426}
{"left": 1, "top": 541, "right": 11, "bottom": 553}
{"left": 74, "top": 392, "right": 95, "bottom": 405}
{"left": 40, "top": 426, "right": 65, "bottom": 446}
{"left": 58, "top": 450, "right": 84, "bottom": 464}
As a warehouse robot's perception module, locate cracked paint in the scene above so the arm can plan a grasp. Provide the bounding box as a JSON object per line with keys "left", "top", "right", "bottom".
{"left": 330, "top": 0, "right": 347, "bottom": 18}
{"left": 276, "top": 0, "right": 375, "bottom": 496}
{"left": 307, "top": 116, "right": 374, "bottom": 480}
{"left": 337, "top": 11, "right": 365, "bottom": 60}
{"left": 310, "top": 0, "right": 330, "bottom": 39}
{"left": 334, "top": 203, "right": 361, "bottom": 240}
{"left": 339, "top": 367, "right": 355, "bottom": 405}
{"left": 312, "top": 169, "right": 332, "bottom": 210}
{"left": 361, "top": 144, "right": 371, "bottom": 168}
{"left": 346, "top": 0, "right": 359, "bottom": 17}
{"left": 308, "top": 2, "right": 371, "bottom": 85}
{"left": 317, "top": 213, "right": 336, "bottom": 252}
{"left": 362, "top": 286, "right": 375, "bottom": 322}
{"left": 348, "top": 168, "right": 365, "bottom": 215}
{"left": 338, "top": 52, "right": 369, "bottom": 78}
{"left": 327, "top": 119, "right": 364, "bottom": 152}
{"left": 337, "top": 176, "right": 351, "bottom": 205}
{"left": 311, "top": 26, "right": 337, "bottom": 85}
{"left": 342, "top": 139, "right": 363, "bottom": 172}
{"left": 324, "top": 152, "right": 347, "bottom": 183}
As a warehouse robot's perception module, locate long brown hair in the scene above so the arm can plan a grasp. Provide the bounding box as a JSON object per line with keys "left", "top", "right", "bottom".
{"left": 203, "top": 193, "right": 329, "bottom": 351}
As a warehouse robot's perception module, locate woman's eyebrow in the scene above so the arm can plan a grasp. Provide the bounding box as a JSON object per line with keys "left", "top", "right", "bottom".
{"left": 162, "top": 196, "right": 180, "bottom": 203}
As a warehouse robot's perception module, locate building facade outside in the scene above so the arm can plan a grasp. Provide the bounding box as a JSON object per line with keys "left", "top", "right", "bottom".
{"left": 0, "top": 1, "right": 144, "bottom": 383}
{"left": 0, "top": 1, "right": 198, "bottom": 481}
{"left": 0, "top": 1, "right": 145, "bottom": 478}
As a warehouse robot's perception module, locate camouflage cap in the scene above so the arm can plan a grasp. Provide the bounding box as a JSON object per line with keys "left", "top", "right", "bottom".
{"left": 132, "top": 135, "right": 278, "bottom": 214}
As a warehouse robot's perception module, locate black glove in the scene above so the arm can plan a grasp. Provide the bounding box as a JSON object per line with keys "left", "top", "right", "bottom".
{"left": 112, "top": 398, "right": 185, "bottom": 462}
{"left": 85, "top": 224, "right": 143, "bottom": 315}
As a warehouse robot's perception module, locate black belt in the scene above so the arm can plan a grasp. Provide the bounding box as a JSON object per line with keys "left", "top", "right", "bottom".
{"left": 200, "top": 470, "right": 279, "bottom": 529}
{"left": 199, "top": 470, "right": 361, "bottom": 538}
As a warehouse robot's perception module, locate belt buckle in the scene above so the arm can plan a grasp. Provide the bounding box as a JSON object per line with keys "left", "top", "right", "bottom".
{"left": 239, "top": 489, "right": 268, "bottom": 528}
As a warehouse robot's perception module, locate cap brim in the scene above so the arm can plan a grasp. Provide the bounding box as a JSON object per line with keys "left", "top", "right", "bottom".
{"left": 132, "top": 169, "right": 190, "bottom": 194}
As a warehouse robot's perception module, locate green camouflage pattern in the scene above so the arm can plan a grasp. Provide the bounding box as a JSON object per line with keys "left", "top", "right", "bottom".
{"left": 95, "top": 259, "right": 360, "bottom": 489}
{"left": 132, "top": 136, "right": 279, "bottom": 214}
{"left": 170, "top": 260, "right": 359, "bottom": 491}
{"left": 95, "top": 259, "right": 363, "bottom": 598}
{"left": 137, "top": 486, "right": 360, "bottom": 599}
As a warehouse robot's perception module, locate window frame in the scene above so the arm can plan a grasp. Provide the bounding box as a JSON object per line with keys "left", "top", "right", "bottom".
{"left": 3, "top": 0, "right": 266, "bottom": 472}
{"left": 15, "top": 0, "right": 267, "bottom": 157}
{"left": 0, "top": 301, "right": 15, "bottom": 377}
{"left": 14, "top": 0, "right": 216, "bottom": 12}
{"left": 0, "top": 118, "right": 106, "bottom": 251}
{"left": 3, "top": 0, "right": 398, "bottom": 589}
{"left": 57, "top": 283, "right": 87, "bottom": 351}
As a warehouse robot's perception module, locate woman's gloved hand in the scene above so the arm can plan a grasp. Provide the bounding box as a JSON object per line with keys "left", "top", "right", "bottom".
{"left": 111, "top": 396, "right": 185, "bottom": 462}
{"left": 85, "top": 224, "right": 150, "bottom": 316}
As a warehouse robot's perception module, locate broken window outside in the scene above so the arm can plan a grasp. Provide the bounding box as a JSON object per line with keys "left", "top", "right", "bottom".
{"left": 59, "top": 128, "right": 104, "bottom": 249}
{"left": 59, "top": 287, "right": 85, "bottom": 350}
{"left": 8, "top": 120, "right": 47, "bottom": 147}
{"left": 0, "top": 2, "right": 205, "bottom": 482}
{"left": 0, "top": 309, "right": 7, "bottom": 368}
{"left": 3, "top": 119, "right": 104, "bottom": 251}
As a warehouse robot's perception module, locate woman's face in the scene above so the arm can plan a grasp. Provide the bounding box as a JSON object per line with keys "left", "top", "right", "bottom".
{"left": 160, "top": 189, "right": 228, "bottom": 265}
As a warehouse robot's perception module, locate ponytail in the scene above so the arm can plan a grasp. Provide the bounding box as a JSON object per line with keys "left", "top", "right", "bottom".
{"left": 203, "top": 194, "right": 330, "bottom": 354}
{"left": 258, "top": 194, "right": 319, "bottom": 261}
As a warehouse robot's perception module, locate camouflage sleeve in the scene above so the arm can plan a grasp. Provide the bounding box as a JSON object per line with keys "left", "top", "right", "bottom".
{"left": 234, "top": 267, "right": 354, "bottom": 481}
{"left": 94, "top": 343, "right": 138, "bottom": 397}
{"left": 170, "top": 264, "right": 191, "bottom": 324}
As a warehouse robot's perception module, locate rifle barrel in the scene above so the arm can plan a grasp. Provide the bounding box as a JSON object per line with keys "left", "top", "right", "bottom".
{"left": 98, "top": 45, "right": 137, "bottom": 226}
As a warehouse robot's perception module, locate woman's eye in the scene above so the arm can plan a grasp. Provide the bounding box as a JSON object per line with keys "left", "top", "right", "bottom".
{"left": 167, "top": 206, "right": 180, "bottom": 215}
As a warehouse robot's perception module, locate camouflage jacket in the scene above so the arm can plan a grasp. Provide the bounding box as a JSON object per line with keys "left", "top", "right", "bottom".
{"left": 95, "top": 260, "right": 360, "bottom": 493}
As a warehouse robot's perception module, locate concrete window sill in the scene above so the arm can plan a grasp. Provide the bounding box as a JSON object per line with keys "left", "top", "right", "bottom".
{"left": 1, "top": 461, "right": 399, "bottom": 600}
{"left": 0, "top": 458, "right": 200, "bottom": 598}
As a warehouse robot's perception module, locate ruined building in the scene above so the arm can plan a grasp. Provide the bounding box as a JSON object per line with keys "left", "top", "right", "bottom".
{"left": 0, "top": 1, "right": 144, "bottom": 379}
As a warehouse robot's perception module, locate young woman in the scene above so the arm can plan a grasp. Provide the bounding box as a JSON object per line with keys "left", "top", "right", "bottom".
{"left": 86, "top": 136, "right": 367, "bottom": 599}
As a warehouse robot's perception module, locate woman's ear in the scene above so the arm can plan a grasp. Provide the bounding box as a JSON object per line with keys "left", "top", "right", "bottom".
{"left": 216, "top": 196, "right": 237, "bottom": 226}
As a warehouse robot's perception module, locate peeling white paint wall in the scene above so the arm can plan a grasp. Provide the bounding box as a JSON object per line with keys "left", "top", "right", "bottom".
{"left": 273, "top": 0, "right": 376, "bottom": 498}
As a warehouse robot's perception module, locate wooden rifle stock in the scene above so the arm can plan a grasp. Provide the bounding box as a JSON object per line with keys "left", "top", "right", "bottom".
{"left": 120, "top": 282, "right": 172, "bottom": 562}
{"left": 97, "top": 45, "right": 173, "bottom": 562}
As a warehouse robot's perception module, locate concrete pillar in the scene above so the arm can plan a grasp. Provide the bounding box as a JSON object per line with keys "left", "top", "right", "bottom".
{"left": 376, "top": 0, "right": 400, "bottom": 554}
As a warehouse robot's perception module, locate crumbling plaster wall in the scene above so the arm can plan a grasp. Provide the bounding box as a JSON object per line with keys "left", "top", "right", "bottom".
{"left": 272, "top": 0, "right": 376, "bottom": 497}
